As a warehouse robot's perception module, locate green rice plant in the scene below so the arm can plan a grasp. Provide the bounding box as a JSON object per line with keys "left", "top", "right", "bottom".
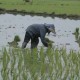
{"left": 18, "top": 51, "right": 23, "bottom": 79}
{"left": 1, "top": 48, "right": 10, "bottom": 80}
{"left": 39, "top": 47, "right": 45, "bottom": 63}
{"left": 72, "top": 51, "right": 80, "bottom": 79}
{"left": 12, "top": 69, "right": 18, "bottom": 80}
{"left": 31, "top": 48, "right": 38, "bottom": 63}
{"left": 33, "top": 73, "right": 39, "bottom": 80}
{"left": 40, "top": 63, "right": 46, "bottom": 80}
{"left": 73, "top": 28, "right": 79, "bottom": 40}
{"left": 53, "top": 48, "right": 63, "bottom": 79}
{"left": 22, "top": 48, "right": 31, "bottom": 70}
{"left": 0, "top": 47, "right": 80, "bottom": 80}
{"left": 14, "top": 35, "right": 20, "bottom": 42}
{"left": 64, "top": 50, "right": 80, "bottom": 80}
{"left": 45, "top": 38, "right": 54, "bottom": 48}
{"left": 10, "top": 49, "right": 16, "bottom": 76}
{"left": 46, "top": 48, "right": 53, "bottom": 62}
{"left": 62, "top": 65, "right": 69, "bottom": 80}
{"left": 8, "top": 35, "right": 20, "bottom": 48}
{"left": 22, "top": 70, "right": 27, "bottom": 80}
{"left": 45, "top": 48, "right": 54, "bottom": 75}
{"left": 61, "top": 48, "right": 67, "bottom": 66}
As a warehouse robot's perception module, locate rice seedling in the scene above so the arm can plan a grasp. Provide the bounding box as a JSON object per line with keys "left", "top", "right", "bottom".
{"left": 0, "top": 47, "right": 80, "bottom": 80}
{"left": 8, "top": 35, "right": 20, "bottom": 48}
{"left": 1, "top": 48, "right": 10, "bottom": 80}
{"left": 73, "top": 28, "right": 79, "bottom": 40}
{"left": 73, "top": 28, "right": 80, "bottom": 47}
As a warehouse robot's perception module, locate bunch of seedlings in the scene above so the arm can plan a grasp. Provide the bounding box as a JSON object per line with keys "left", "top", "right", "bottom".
{"left": 73, "top": 28, "right": 80, "bottom": 47}
{"left": 8, "top": 35, "right": 20, "bottom": 48}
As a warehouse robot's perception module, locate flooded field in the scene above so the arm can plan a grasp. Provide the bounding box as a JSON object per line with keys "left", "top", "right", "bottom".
{"left": 0, "top": 13, "right": 80, "bottom": 51}
{"left": 0, "top": 14, "right": 80, "bottom": 80}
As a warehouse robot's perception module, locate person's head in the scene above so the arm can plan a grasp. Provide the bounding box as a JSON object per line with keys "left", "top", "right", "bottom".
{"left": 44, "top": 23, "right": 56, "bottom": 34}
{"left": 48, "top": 26, "right": 56, "bottom": 34}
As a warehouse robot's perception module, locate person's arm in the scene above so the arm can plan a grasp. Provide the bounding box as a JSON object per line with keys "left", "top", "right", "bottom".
{"left": 22, "top": 42, "right": 27, "bottom": 49}
{"left": 40, "top": 29, "right": 48, "bottom": 47}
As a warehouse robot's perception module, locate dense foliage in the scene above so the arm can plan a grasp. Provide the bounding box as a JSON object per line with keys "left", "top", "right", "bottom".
{"left": 0, "top": 47, "right": 80, "bottom": 80}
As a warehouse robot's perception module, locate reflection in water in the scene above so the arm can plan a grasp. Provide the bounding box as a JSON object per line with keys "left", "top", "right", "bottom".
{"left": 0, "top": 14, "right": 80, "bottom": 51}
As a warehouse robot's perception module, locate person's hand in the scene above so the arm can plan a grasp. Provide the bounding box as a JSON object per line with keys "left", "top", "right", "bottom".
{"left": 45, "top": 38, "right": 54, "bottom": 48}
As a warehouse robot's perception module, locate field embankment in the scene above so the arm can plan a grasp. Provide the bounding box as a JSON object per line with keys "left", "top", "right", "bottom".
{"left": 0, "top": 0, "right": 80, "bottom": 19}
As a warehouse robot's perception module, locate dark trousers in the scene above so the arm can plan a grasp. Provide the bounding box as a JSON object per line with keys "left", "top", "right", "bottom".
{"left": 22, "top": 32, "right": 39, "bottom": 49}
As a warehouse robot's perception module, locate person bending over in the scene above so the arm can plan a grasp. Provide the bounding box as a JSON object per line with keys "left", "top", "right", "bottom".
{"left": 22, "top": 23, "right": 56, "bottom": 49}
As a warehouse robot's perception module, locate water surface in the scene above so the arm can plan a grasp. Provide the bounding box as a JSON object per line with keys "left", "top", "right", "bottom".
{"left": 0, "top": 14, "right": 80, "bottom": 51}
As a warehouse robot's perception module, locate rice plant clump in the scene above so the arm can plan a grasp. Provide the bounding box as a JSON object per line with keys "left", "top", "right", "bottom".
{"left": 73, "top": 28, "right": 79, "bottom": 39}
{"left": 0, "top": 47, "right": 80, "bottom": 80}
{"left": 8, "top": 35, "right": 20, "bottom": 48}
{"left": 14, "top": 35, "right": 20, "bottom": 42}
{"left": 73, "top": 28, "right": 80, "bottom": 47}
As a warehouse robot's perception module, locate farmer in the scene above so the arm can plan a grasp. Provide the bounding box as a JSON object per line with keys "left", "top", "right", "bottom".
{"left": 22, "top": 23, "right": 56, "bottom": 49}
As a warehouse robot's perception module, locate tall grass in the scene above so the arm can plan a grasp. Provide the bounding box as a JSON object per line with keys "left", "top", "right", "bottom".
{"left": 0, "top": 0, "right": 80, "bottom": 15}
{"left": 0, "top": 47, "right": 80, "bottom": 80}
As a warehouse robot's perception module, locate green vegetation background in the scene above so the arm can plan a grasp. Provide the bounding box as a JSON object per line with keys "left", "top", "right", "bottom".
{"left": 0, "top": 0, "right": 80, "bottom": 15}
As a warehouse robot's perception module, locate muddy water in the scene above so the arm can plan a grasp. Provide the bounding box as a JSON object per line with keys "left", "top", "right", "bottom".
{"left": 0, "top": 14, "right": 80, "bottom": 51}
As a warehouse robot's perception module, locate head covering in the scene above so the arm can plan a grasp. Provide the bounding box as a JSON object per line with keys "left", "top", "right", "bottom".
{"left": 44, "top": 23, "right": 55, "bottom": 33}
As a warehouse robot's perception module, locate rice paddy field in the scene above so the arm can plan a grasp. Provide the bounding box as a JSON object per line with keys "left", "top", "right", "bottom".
{"left": 0, "top": 0, "right": 80, "bottom": 15}
{"left": 0, "top": 0, "right": 80, "bottom": 80}
{"left": 0, "top": 47, "right": 80, "bottom": 80}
